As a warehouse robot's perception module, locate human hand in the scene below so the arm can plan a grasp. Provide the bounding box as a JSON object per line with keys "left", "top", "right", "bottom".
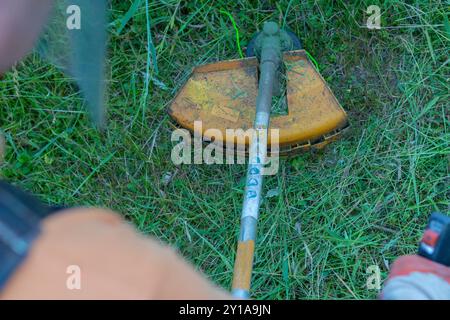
{"left": 0, "top": 208, "right": 230, "bottom": 299}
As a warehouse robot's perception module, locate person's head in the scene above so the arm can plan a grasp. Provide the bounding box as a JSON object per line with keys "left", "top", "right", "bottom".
{"left": 0, "top": 0, "right": 53, "bottom": 74}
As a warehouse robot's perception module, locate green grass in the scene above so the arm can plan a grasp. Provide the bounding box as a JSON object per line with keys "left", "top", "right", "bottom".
{"left": 1, "top": 0, "right": 449, "bottom": 299}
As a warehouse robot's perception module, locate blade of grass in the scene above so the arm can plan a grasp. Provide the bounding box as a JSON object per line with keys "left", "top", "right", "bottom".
{"left": 219, "top": 9, "right": 244, "bottom": 58}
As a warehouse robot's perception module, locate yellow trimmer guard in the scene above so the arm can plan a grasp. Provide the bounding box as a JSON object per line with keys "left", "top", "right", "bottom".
{"left": 169, "top": 50, "right": 349, "bottom": 155}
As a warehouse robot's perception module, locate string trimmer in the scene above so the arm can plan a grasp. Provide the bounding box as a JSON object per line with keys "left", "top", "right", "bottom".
{"left": 169, "top": 21, "right": 348, "bottom": 298}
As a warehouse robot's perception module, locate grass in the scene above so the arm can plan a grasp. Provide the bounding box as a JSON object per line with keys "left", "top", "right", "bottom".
{"left": 0, "top": 0, "right": 449, "bottom": 299}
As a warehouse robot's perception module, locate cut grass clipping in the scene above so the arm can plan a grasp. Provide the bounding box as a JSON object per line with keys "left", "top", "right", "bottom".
{"left": 1, "top": 0, "right": 449, "bottom": 299}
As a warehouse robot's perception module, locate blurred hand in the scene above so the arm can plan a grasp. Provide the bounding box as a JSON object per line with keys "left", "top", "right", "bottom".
{"left": 382, "top": 255, "right": 450, "bottom": 300}
{"left": 0, "top": 208, "right": 230, "bottom": 299}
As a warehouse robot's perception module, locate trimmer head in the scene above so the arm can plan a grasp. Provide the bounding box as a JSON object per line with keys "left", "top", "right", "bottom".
{"left": 169, "top": 34, "right": 348, "bottom": 156}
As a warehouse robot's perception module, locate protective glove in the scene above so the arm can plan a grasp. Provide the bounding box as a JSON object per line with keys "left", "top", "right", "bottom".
{"left": 381, "top": 255, "right": 450, "bottom": 300}
{"left": 0, "top": 208, "right": 230, "bottom": 299}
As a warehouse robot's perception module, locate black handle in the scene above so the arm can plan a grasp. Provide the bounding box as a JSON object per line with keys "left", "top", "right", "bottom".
{"left": 418, "top": 212, "right": 450, "bottom": 267}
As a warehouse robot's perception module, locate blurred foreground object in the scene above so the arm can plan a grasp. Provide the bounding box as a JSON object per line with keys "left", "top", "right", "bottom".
{"left": 1, "top": 208, "right": 229, "bottom": 299}
{"left": 382, "top": 255, "right": 450, "bottom": 299}
{"left": 36, "top": 0, "right": 108, "bottom": 128}
{"left": 0, "top": 181, "right": 53, "bottom": 290}
{"left": 382, "top": 212, "right": 450, "bottom": 300}
{"left": 0, "top": 0, "right": 53, "bottom": 74}
{"left": 0, "top": 181, "right": 229, "bottom": 299}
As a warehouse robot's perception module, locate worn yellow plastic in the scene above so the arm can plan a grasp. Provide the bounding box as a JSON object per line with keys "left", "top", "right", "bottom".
{"left": 169, "top": 50, "right": 348, "bottom": 155}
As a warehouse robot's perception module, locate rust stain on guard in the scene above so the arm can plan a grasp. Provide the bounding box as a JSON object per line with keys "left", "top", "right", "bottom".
{"left": 231, "top": 240, "right": 255, "bottom": 290}
{"left": 168, "top": 50, "right": 349, "bottom": 155}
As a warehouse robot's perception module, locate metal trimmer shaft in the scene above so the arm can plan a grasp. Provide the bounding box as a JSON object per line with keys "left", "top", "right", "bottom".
{"left": 231, "top": 22, "right": 294, "bottom": 299}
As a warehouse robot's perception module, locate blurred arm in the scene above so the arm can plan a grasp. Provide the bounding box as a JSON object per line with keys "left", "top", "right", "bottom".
{"left": 0, "top": 208, "right": 230, "bottom": 299}
{"left": 0, "top": 0, "right": 53, "bottom": 74}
